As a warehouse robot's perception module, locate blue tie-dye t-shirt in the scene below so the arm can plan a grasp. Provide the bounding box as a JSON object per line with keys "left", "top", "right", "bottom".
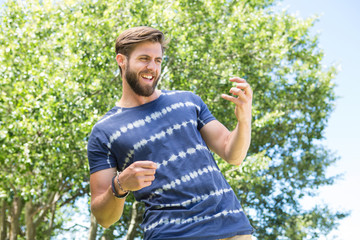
{"left": 87, "top": 90, "right": 253, "bottom": 240}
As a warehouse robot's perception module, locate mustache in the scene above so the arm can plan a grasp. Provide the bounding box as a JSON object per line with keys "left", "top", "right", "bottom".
{"left": 139, "top": 70, "right": 156, "bottom": 76}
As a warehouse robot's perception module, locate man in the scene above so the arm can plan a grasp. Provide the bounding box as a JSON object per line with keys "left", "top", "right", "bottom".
{"left": 88, "top": 26, "right": 254, "bottom": 240}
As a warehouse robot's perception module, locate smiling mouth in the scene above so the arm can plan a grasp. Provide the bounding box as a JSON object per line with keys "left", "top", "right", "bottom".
{"left": 141, "top": 74, "right": 154, "bottom": 81}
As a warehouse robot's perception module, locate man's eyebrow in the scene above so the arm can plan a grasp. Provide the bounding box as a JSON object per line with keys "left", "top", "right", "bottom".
{"left": 137, "top": 54, "right": 162, "bottom": 60}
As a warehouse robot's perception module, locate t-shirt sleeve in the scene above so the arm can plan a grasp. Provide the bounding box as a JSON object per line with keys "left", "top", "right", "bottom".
{"left": 193, "top": 93, "right": 216, "bottom": 130}
{"left": 87, "top": 126, "right": 117, "bottom": 174}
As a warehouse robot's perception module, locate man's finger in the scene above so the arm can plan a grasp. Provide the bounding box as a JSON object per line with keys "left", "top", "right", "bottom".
{"left": 236, "top": 83, "right": 250, "bottom": 90}
{"left": 236, "top": 83, "right": 252, "bottom": 96}
{"left": 141, "top": 175, "right": 156, "bottom": 182}
{"left": 143, "top": 168, "right": 156, "bottom": 176}
{"left": 221, "top": 94, "right": 241, "bottom": 105}
{"left": 229, "top": 77, "right": 246, "bottom": 83}
{"left": 134, "top": 160, "right": 158, "bottom": 169}
{"left": 229, "top": 87, "right": 247, "bottom": 101}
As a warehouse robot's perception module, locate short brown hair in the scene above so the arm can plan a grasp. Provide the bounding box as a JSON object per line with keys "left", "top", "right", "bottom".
{"left": 115, "top": 26, "right": 168, "bottom": 58}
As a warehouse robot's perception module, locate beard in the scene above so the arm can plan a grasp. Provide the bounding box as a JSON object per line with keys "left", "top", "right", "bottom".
{"left": 124, "top": 63, "right": 160, "bottom": 97}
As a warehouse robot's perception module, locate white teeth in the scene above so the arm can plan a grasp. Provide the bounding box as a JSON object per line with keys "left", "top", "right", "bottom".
{"left": 141, "top": 74, "right": 153, "bottom": 79}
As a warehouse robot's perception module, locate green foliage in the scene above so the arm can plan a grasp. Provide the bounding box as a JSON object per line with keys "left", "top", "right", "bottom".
{"left": 0, "top": 0, "right": 347, "bottom": 239}
{"left": 0, "top": 0, "right": 119, "bottom": 236}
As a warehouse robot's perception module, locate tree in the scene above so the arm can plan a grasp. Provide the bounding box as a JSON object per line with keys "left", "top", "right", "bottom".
{"left": 0, "top": 0, "right": 119, "bottom": 238}
{"left": 0, "top": 0, "right": 347, "bottom": 239}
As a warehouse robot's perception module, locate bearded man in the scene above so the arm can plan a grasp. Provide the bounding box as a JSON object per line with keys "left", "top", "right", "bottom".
{"left": 88, "top": 26, "right": 254, "bottom": 240}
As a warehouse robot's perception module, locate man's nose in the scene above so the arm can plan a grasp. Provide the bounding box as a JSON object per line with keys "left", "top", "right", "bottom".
{"left": 146, "top": 60, "right": 157, "bottom": 71}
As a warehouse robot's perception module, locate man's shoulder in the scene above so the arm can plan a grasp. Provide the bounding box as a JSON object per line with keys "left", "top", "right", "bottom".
{"left": 90, "top": 107, "right": 122, "bottom": 134}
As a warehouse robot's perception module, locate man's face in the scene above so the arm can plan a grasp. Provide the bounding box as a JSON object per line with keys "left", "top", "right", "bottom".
{"left": 123, "top": 41, "right": 163, "bottom": 97}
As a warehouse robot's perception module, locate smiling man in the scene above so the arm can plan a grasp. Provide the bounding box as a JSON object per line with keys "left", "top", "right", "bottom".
{"left": 87, "top": 26, "right": 254, "bottom": 240}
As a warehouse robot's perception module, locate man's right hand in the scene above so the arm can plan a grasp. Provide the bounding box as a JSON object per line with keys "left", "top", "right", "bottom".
{"left": 118, "top": 161, "right": 157, "bottom": 192}
{"left": 90, "top": 161, "right": 157, "bottom": 228}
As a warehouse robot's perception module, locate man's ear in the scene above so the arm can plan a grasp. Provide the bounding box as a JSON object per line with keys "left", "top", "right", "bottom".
{"left": 116, "top": 54, "right": 126, "bottom": 69}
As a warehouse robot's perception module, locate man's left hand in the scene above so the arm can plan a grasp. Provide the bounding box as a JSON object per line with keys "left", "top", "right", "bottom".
{"left": 221, "top": 77, "right": 253, "bottom": 124}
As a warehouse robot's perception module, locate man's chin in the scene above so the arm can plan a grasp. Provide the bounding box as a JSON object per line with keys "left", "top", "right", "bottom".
{"left": 134, "top": 86, "right": 156, "bottom": 97}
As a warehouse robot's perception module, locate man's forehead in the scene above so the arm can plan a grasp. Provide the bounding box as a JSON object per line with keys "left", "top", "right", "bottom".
{"left": 131, "top": 41, "right": 162, "bottom": 57}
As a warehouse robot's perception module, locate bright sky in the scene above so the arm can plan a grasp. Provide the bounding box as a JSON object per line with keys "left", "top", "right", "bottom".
{"left": 278, "top": 0, "right": 360, "bottom": 239}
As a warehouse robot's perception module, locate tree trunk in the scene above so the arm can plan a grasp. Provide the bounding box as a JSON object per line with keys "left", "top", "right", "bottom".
{"left": 9, "top": 197, "right": 23, "bottom": 240}
{"left": 125, "top": 201, "right": 139, "bottom": 240}
{"left": 25, "top": 201, "right": 36, "bottom": 240}
{"left": 0, "top": 200, "right": 7, "bottom": 240}
{"left": 48, "top": 200, "right": 57, "bottom": 236}
{"left": 88, "top": 213, "right": 98, "bottom": 240}
{"left": 99, "top": 225, "right": 115, "bottom": 240}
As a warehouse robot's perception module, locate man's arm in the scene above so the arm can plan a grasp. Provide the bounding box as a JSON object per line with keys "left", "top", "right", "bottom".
{"left": 200, "top": 77, "right": 252, "bottom": 166}
{"left": 90, "top": 161, "right": 157, "bottom": 228}
{"left": 90, "top": 168, "right": 126, "bottom": 228}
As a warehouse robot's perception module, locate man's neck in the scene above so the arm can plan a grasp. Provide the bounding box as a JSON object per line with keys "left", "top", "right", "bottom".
{"left": 117, "top": 89, "right": 162, "bottom": 108}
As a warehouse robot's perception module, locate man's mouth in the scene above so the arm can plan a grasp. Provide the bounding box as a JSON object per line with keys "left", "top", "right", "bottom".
{"left": 141, "top": 74, "right": 154, "bottom": 81}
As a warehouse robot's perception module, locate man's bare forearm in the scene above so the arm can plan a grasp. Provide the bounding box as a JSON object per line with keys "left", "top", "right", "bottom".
{"left": 224, "top": 120, "right": 251, "bottom": 165}
{"left": 91, "top": 185, "right": 126, "bottom": 228}
{"left": 221, "top": 77, "right": 253, "bottom": 165}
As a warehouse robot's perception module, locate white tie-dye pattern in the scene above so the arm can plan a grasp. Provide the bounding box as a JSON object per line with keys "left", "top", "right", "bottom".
{"left": 157, "top": 144, "right": 210, "bottom": 169}
{"left": 107, "top": 101, "right": 201, "bottom": 150}
{"left": 94, "top": 92, "right": 186, "bottom": 129}
{"left": 106, "top": 152, "right": 112, "bottom": 168}
{"left": 197, "top": 117, "right": 206, "bottom": 128}
{"left": 147, "top": 165, "right": 221, "bottom": 200}
{"left": 161, "top": 91, "right": 187, "bottom": 96}
{"left": 121, "top": 120, "right": 197, "bottom": 170}
{"left": 158, "top": 187, "right": 233, "bottom": 208}
{"left": 144, "top": 208, "right": 244, "bottom": 232}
